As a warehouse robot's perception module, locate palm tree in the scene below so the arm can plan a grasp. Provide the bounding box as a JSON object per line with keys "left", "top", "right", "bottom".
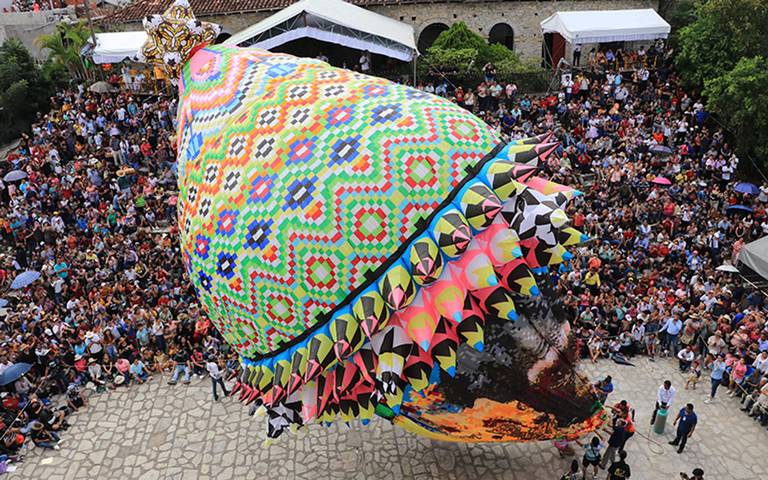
{"left": 36, "top": 20, "right": 93, "bottom": 81}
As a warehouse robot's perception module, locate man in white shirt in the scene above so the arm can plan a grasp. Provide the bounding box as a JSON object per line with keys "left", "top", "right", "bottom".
{"left": 358, "top": 51, "right": 370, "bottom": 73}
{"left": 677, "top": 346, "right": 695, "bottom": 372}
{"left": 652, "top": 380, "right": 676, "bottom": 425}
{"left": 206, "top": 356, "right": 229, "bottom": 401}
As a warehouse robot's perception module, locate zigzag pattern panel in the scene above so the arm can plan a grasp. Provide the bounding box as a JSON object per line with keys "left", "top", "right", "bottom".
{"left": 177, "top": 46, "right": 499, "bottom": 357}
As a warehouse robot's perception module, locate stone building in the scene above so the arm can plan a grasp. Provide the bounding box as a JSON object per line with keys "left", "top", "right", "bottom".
{"left": 100, "top": 0, "right": 658, "bottom": 61}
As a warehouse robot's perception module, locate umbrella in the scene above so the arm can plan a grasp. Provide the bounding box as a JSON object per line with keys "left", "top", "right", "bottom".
{"left": 0, "top": 363, "right": 32, "bottom": 386}
{"left": 649, "top": 144, "right": 674, "bottom": 156}
{"left": 734, "top": 182, "right": 760, "bottom": 195}
{"left": 726, "top": 205, "right": 753, "bottom": 214}
{"left": 3, "top": 170, "right": 27, "bottom": 182}
{"left": 89, "top": 81, "right": 117, "bottom": 93}
{"left": 716, "top": 264, "right": 740, "bottom": 273}
{"left": 10, "top": 270, "right": 41, "bottom": 290}
{"left": 651, "top": 176, "right": 672, "bottom": 186}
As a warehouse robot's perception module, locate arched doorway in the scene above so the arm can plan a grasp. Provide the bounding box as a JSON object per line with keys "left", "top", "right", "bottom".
{"left": 418, "top": 23, "right": 449, "bottom": 52}
{"left": 488, "top": 23, "right": 514, "bottom": 50}
{"left": 215, "top": 31, "right": 232, "bottom": 44}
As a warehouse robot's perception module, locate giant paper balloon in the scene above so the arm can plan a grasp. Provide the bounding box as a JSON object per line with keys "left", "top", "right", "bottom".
{"left": 145, "top": 5, "right": 605, "bottom": 442}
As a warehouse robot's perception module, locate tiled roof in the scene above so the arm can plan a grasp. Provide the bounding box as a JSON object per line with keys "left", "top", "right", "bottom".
{"left": 98, "top": 0, "right": 462, "bottom": 25}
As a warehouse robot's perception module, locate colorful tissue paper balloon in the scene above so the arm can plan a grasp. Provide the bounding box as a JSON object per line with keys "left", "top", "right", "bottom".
{"left": 145, "top": 4, "right": 603, "bottom": 442}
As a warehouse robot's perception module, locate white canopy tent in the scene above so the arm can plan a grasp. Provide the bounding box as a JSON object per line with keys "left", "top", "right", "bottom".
{"left": 540, "top": 9, "right": 671, "bottom": 45}
{"left": 738, "top": 236, "right": 768, "bottom": 282}
{"left": 89, "top": 31, "right": 147, "bottom": 64}
{"left": 223, "top": 0, "right": 417, "bottom": 62}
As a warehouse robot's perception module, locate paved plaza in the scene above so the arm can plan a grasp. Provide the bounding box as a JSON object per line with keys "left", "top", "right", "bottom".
{"left": 10, "top": 357, "right": 768, "bottom": 480}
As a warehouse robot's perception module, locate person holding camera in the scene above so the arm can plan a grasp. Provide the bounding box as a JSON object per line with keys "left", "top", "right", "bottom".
{"left": 680, "top": 468, "right": 704, "bottom": 480}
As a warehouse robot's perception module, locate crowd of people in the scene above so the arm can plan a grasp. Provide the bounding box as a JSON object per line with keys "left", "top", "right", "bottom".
{"left": 0, "top": 82, "right": 237, "bottom": 466}
{"left": 416, "top": 39, "right": 767, "bottom": 479}
{"left": 4, "top": 0, "right": 63, "bottom": 13}
{"left": 0, "top": 35, "right": 765, "bottom": 477}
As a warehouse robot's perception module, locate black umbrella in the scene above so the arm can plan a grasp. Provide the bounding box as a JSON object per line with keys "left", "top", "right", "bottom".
{"left": 649, "top": 144, "right": 674, "bottom": 156}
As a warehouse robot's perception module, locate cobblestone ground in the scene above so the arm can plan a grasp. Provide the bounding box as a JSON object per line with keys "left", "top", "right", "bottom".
{"left": 9, "top": 357, "right": 768, "bottom": 480}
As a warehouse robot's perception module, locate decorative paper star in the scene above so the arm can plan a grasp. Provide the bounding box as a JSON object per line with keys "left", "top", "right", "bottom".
{"left": 136, "top": 0, "right": 221, "bottom": 81}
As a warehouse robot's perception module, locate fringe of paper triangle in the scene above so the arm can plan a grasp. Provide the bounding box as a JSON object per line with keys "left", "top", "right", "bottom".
{"left": 228, "top": 134, "right": 588, "bottom": 441}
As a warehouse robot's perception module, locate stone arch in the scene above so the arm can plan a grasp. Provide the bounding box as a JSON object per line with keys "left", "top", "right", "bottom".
{"left": 215, "top": 30, "right": 232, "bottom": 44}
{"left": 488, "top": 23, "right": 514, "bottom": 51}
{"left": 417, "top": 22, "right": 449, "bottom": 53}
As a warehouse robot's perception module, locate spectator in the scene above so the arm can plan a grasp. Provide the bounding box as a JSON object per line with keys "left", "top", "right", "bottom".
{"left": 677, "top": 345, "right": 695, "bottom": 373}
{"left": 168, "top": 346, "right": 191, "bottom": 386}
{"left": 30, "top": 422, "right": 60, "bottom": 451}
{"left": 680, "top": 468, "right": 705, "bottom": 480}
{"left": 606, "top": 449, "right": 631, "bottom": 480}
{"left": 206, "top": 355, "right": 229, "bottom": 401}
{"left": 129, "top": 357, "right": 150, "bottom": 384}
{"left": 581, "top": 436, "right": 602, "bottom": 480}
{"left": 706, "top": 353, "right": 727, "bottom": 403}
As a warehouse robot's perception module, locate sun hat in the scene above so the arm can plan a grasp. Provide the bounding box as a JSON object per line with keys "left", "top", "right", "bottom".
{"left": 113, "top": 375, "right": 125, "bottom": 385}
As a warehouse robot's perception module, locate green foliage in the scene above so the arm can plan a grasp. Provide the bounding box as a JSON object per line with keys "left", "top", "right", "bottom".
{"left": 675, "top": 0, "right": 768, "bottom": 87}
{"left": 485, "top": 42, "right": 519, "bottom": 66}
{"left": 420, "top": 47, "right": 478, "bottom": 77}
{"left": 432, "top": 22, "right": 488, "bottom": 54}
{"left": 41, "top": 60, "right": 69, "bottom": 88}
{"left": 431, "top": 22, "right": 520, "bottom": 67}
{"left": 674, "top": 0, "right": 768, "bottom": 171}
{"left": 0, "top": 40, "right": 53, "bottom": 143}
{"left": 664, "top": 0, "right": 700, "bottom": 47}
{"left": 36, "top": 20, "right": 93, "bottom": 81}
{"left": 420, "top": 22, "right": 534, "bottom": 85}
{"left": 703, "top": 56, "right": 768, "bottom": 166}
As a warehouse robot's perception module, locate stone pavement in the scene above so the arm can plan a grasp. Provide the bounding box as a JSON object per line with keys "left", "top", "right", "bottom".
{"left": 9, "top": 357, "right": 768, "bottom": 480}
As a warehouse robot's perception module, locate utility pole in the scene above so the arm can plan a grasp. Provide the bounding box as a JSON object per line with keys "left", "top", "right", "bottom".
{"left": 82, "top": 0, "right": 98, "bottom": 46}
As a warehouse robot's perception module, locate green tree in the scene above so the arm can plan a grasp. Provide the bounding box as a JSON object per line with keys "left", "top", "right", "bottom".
{"left": 675, "top": 0, "right": 768, "bottom": 87}
{"left": 703, "top": 56, "right": 768, "bottom": 164}
{"left": 0, "top": 40, "right": 53, "bottom": 143}
{"left": 421, "top": 22, "right": 526, "bottom": 83}
{"left": 431, "top": 22, "right": 519, "bottom": 67}
{"left": 431, "top": 22, "right": 488, "bottom": 55}
{"left": 36, "top": 20, "right": 93, "bottom": 80}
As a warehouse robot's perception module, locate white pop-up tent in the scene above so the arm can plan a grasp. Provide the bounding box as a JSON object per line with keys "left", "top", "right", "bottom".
{"left": 540, "top": 9, "right": 671, "bottom": 44}
{"left": 224, "top": 0, "right": 417, "bottom": 61}
{"left": 738, "top": 236, "right": 768, "bottom": 282}
{"left": 89, "top": 31, "right": 147, "bottom": 64}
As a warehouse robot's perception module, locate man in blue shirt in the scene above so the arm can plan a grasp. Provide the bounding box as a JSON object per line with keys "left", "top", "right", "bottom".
{"left": 669, "top": 403, "right": 697, "bottom": 453}
{"left": 659, "top": 315, "right": 683, "bottom": 355}
{"left": 705, "top": 354, "right": 727, "bottom": 403}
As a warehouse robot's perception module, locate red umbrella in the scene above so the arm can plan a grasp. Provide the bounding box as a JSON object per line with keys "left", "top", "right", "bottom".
{"left": 651, "top": 176, "right": 671, "bottom": 186}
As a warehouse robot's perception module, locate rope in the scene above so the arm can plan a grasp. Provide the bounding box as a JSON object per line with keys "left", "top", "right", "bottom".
{"left": 0, "top": 380, "right": 44, "bottom": 443}
{"left": 634, "top": 427, "right": 667, "bottom": 455}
